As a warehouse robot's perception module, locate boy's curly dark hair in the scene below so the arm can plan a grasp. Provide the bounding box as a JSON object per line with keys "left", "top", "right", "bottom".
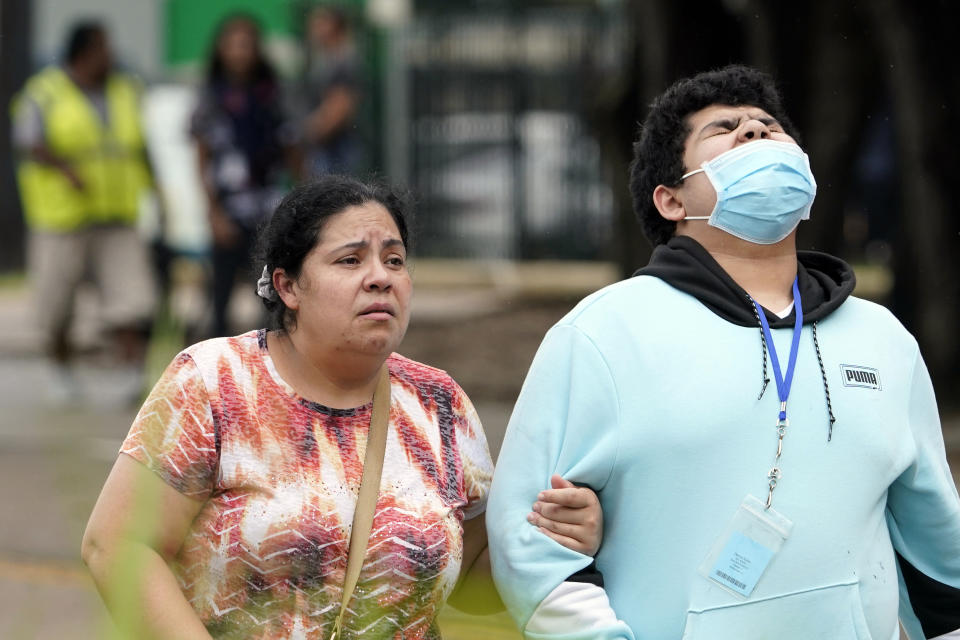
{"left": 629, "top": 65, "right": 800, "bottom": 247}
{"left": 254, "top": 175, "right": 412, "bottom": 332}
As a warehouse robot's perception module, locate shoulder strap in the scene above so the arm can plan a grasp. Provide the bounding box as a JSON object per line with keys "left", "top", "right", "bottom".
{"left": 329, "top": 364, "right": 391, "bottom": 640}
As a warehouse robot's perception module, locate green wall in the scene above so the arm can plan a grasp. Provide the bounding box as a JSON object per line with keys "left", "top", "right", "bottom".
{"left": 164, "top": 0, "right": 299, "bottom": 67}
{"left": 163, "top": 0, "right": 381, "bottom": 167}
{"left": 164, "top": 0, "right": 367, "bottom": 68}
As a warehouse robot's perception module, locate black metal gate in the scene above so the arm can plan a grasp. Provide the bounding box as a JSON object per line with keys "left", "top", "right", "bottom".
{"left": 395, "top": 6, "right": 621, "bottom": 260}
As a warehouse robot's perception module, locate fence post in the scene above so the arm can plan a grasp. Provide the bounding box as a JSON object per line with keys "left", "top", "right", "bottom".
{"left": 0, "top": 0, "right": 31, "bottom": 272}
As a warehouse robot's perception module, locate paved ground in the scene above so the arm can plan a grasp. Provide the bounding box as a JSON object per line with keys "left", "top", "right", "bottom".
{"left": 0, "top": 276, "right": 957, "bottom": 639}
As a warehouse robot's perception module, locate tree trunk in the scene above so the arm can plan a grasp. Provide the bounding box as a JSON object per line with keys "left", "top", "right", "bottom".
{"left": 864, "top": 0, "right": 960, "bottom": 396}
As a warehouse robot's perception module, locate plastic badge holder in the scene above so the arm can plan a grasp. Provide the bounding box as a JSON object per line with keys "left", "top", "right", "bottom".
{"left": 697, "top": 494, "right": 794, "bottom": 599}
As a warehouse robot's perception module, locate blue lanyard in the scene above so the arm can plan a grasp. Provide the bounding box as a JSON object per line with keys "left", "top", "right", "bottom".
{"left": 752, "top": 277, "right": 803, "bottom": 422}
{"left": 753, "top": 277, "right": 803, "bottom": 509}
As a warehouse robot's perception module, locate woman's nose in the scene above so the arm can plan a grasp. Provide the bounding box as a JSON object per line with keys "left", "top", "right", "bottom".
{"left": 364, "top": 260, "right": 392, "bottom": 291}
{"left": 739, "top": 119, "right": 770, "bottom": 142}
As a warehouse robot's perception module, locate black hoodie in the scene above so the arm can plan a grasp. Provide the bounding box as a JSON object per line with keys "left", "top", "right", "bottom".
{"left": 633, "top": 235, "right": 857, "bottom": 328}
{"left": 633, "top": 234, "right": 855, "bottom": 439}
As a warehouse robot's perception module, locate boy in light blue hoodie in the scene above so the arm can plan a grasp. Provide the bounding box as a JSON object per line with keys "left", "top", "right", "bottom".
{"left": 487, "top": 65, "right": 960, "bottom": 640}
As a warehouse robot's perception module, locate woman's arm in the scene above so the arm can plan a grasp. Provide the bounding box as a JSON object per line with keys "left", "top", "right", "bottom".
{"left": 448, "top": 479, "right": 604, "bottom": 614}
{"left": 81, "top": 454, "right": 212, "bottom": 640}
{"left": 526, "top": 474, "right": 603, "bottom": 555}
{"left": 447, "top": 514, "right": 503, "bottom": 615}
{"left": 305, "top": 85, "right": 357, "bottom": 145}
{"left": 194, "top": 140, "right": 238, "bottom": 249}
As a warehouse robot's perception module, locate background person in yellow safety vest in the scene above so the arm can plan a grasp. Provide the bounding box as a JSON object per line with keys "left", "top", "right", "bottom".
{"left": 11, "top": 21, "right": 158, "bottom": 405}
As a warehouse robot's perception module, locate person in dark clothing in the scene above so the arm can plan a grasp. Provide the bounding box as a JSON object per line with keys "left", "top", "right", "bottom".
{"left": 192, "top": 14, "right": 300, "bottom": 337}
{"left": 302, "top": 6, "right": 363, "bottom": 175}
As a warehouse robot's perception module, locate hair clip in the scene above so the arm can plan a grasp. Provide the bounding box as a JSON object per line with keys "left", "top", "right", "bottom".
{"left": 256, "top": 265, "right": 278, "bottom": 301}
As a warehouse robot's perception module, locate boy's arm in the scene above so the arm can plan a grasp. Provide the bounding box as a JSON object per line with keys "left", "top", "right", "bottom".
{"left": 487, "top": 324, "right": 635, "bottom": 639}
{"left": 889, "top": 350, "right": 960, "bottom": 639}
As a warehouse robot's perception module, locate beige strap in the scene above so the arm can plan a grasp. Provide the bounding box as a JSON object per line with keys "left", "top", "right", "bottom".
{"left": 329, "top": 364, "right": 391, "bottom": 640}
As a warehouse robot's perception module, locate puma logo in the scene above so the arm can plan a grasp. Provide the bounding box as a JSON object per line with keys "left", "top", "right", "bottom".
{"left": 840, "top": 365, "right": 881, "bottom": 390}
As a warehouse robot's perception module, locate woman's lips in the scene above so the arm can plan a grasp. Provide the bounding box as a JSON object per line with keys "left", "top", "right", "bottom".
{"left": 359, "top": 304, "right": 394, "bottom": 319}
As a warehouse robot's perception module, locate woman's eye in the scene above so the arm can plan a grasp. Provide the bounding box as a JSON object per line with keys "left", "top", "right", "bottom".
{"left": 386, "top": 256, "right": 406, "bottom": 267}
{"left": 338, "top": 256, "right": 360, "bottom": 265}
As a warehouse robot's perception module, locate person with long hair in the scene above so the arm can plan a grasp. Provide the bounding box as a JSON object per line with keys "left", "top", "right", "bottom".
{"left": 192, "top": 14, "right": 300, "bottom": 338}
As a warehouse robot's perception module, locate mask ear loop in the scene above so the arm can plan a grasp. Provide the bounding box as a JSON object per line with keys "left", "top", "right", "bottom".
{"left": 679, "top": 167, "right": 713, "bottom": 221}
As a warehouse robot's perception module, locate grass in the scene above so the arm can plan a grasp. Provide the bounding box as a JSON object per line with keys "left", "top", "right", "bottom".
{"left": 0, "top": 271, "right": 26, "bottom": 290}
{"left": 143, "top": 298, "right": 187, "bottom": 391}
{"left": 438, "top": 607, "right": 522, "bottom": 639}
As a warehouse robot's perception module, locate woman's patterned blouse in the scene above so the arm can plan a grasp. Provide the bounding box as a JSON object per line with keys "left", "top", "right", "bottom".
{"left": 121, "top": 330, "right": 494, "bottom": 639}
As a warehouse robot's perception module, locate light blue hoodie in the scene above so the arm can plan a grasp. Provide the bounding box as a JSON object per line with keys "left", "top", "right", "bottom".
{"left": 488, "top": 238, "right": 960, "bottom": 640}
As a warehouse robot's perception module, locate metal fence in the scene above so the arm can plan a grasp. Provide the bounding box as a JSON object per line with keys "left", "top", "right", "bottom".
{"left": 386, "top": 7, "right": 623, "bottom": 261}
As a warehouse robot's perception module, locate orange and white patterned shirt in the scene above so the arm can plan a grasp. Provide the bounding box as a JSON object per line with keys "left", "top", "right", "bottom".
{"left": 121, "top": 330, "right": 494, "bottom": 639}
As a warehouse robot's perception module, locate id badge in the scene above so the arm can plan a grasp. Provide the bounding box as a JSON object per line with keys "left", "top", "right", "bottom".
{"left": 697, "top": 495, "right": 793, "bottom": 598}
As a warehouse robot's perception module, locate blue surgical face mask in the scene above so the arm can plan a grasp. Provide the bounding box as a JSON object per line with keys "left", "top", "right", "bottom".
{"left": 681, "top": 139, "right": 817, "bottom": 244}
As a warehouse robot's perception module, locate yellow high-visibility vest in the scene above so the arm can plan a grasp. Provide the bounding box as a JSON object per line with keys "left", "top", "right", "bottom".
{"left": 12, "top": 66, "right": 150, "bottom": 232}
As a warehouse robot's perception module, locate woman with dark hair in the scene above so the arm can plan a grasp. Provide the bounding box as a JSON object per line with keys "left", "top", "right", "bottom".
{"left": 81, "top": 175, "right": 603, "bottom": 639}
{"left": 192, "top": 14, "right": 300, "bottom": 338}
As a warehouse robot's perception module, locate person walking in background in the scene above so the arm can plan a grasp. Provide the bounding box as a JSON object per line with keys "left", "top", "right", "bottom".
{"left": 191, "top": 14, "right": 300, "bottom": 338}
{"left": 303, "top": 5, "right": 363, "bottom": 176}
{"left": 11, "top": 21, "right": 157, "bottom": 404}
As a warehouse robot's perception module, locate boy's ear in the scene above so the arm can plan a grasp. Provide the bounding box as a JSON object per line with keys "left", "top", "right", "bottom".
{"left": 653, "top": 184, "right": 687, "bottom": 222}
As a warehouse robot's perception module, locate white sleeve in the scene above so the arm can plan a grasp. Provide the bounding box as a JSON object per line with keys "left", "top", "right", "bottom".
{"left": 526, "top": 582, "right": 626, "bottom": 636}
{"left": 11, "top": 97, "right": 45, "bottom": 150}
